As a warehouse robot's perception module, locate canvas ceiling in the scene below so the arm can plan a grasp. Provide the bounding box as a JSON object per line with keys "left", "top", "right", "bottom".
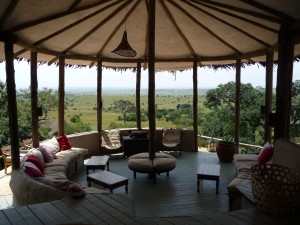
{"left": 1, "top": 0, "right": 300, "bottom": 71}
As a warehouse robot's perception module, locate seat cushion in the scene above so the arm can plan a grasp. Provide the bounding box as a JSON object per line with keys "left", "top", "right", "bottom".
{"left": 128, "top": 158, "right": 154, "bottom": 173}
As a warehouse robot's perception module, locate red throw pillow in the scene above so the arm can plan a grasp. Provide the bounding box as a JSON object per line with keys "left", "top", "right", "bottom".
{"left": 257, "top": 146, "right": 274, "bottom": 164}
{"left": 56, "top": 135, "right": 72, "bottom": 151}
{"left": 25, "top": 166, "right": 44, "bottom": 177}
{"left": 26, "top": 154, "right": 45, "bottom": 173}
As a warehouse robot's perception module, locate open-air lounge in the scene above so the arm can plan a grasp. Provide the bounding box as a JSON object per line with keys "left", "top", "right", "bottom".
{"left": 1, "top": 0, "right": 300, "bottom": 224}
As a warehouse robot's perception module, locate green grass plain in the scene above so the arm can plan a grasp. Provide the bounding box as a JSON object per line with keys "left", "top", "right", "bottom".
{"left": 48, "top": 91, "right": 209, "bottom": 130}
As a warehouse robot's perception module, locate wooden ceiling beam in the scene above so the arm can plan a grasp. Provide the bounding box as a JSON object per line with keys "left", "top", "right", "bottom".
{"left": 161, "top": 0, "right": 196, "bottom": 56}
{"left": 62, "top": 0, "right": 133, "bottom": 55}
{"left": 240, "top": 0, "right": 293, "bottom": 24}
{"left": 183, "top": 0, "right": 271, "bottom": 48}
{"left": 0, "top": 0, "right": 19, "bottom": 30}
{"left": 68, "top": 0, "right": 82, "bottom": 12}
{"left": 33, "top": 0, "right": 122, "bottom": 49}
{"left": 196, "top": 0, "right": 283, "bottom": 24}
{"left": 190, "top": 0, "right": 278, "bottom": 34}
{"left": 96, "top": 0, "right": 141, "bottom": 58}
{"left": 168, "top": 0, "right": 241, "bottom": 55}
{"left": 4, "top": 0, "right": 118, "bottom": 33}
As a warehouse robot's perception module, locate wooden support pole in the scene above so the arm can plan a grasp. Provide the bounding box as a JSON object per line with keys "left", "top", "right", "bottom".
{"left": 234, "top": 59, "right": 241, "bottom": 153}
{"left": 264, "top": 50, "right": 273, "bottom": 143}
{"left": 148, "top": 0, "right": 156, "bottom": 160}
{"left": 30, "top": 51, "right": 39, "bottom": 147}
{"left": 193, "top": 60, "right": 198, "bottom": 152}
{"left": 58, "top": 57, "right": 65, "bottom": 136}
{"left": 97, "top": 60, "right": 103, "bottom": 154}
{"left": 3, "top": 37, "right": 20, "bottom": 170}
{"left": 136, "top": 61, "right": 142, "bottom": 130}
{"left": 274, "top": 24, "right": 294, "bottom": 140}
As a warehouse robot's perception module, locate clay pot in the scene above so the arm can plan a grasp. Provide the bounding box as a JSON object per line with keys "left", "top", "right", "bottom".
{"left": 216, "top": 141, "right": 237, "bottom": 163}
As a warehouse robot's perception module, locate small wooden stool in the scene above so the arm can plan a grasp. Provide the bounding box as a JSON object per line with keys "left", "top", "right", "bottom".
{"left": 196, "top": 163, "right": 220, "bottom": 194}
{"left": 85, "top": 155, "right": 110, "bottom": 175}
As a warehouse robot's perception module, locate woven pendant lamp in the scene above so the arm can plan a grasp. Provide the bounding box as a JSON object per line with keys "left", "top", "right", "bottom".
{"left": 112, "top": 30, "right": 136, "bottom": 57}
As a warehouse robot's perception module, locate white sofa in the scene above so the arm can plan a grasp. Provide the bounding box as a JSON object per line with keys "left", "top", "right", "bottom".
{"left": 227, "top": 138, "right": 300, "bottom": 211}
{"left": 9, "top": 137, "right": 88, "bottom": 206}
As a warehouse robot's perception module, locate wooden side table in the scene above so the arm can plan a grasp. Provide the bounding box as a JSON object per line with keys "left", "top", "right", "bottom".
{"left": 87, "top": 171, "right": 129, "bottom": 194}
{"left": 85, "top": 155, "right": 110, "bottom": 175}
{"left": 196, "top": 163, "right": 220, "bottom": 193}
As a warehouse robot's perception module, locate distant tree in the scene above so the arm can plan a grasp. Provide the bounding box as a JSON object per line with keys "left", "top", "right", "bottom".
{"left": 113, "top": 100, "right": 136, "bottom": 123}
{"left": 290, "top": 80, "right": 300, "bottom": 140}
{"left": 19, "top": 87, "right": 58, "bottom": 121}
{"left": 202, "top": 82, "right": 265, "bottom": 144}
{"left": 65, "top": 114, "right": 91, "bottom": 134}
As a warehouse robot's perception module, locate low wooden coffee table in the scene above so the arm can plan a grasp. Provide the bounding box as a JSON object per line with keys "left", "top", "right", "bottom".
{"left": 87, "top": 171, "right": 129, "bottom": 194}
{"left": 85, "top": 155, "right": 110, "bottom": 175}
{"left": 196, "top": 163, "right": 220, "bottom": 194}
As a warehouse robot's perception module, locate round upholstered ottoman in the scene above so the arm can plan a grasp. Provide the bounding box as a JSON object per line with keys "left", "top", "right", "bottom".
{"left": 128, "top": 153, "right": 154, "bottom": 175}
{"left": 128, "top": 152, "right": 176, "bottom": 183}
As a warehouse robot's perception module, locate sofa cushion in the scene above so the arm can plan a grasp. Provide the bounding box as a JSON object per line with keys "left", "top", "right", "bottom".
{"left": 273, "top": 138, "right": 300, "bottom": 174}
{"left": 26, "top": 154, "right": 45, "bottom": 173}
{"left": 28, "top": 149, "right": 45, "bottom": 164}
{"left": 24, "top": 161, "right": 44, "bottom": 177}
{"left": 234, "top": 154, "right": 258, "bottom": 162}
{"left": 44, "top": 166, "right": 66, "bottom": 175}
{"left": 45, "top": 158, "right": 70, "bottom": 169}
{"left": 56, "top": 134, "right": 72, "bottom": 151}
{"left": 39, "top": 145, "right": 55, "bottom": 163}
{"left": 40, "top": 137, "right": 60, "bottom": 155}
{"left": 257, "top": 146, "right": 273, "bottom": 164}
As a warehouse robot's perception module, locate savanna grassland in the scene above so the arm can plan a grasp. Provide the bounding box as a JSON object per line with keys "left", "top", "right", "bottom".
{"left": 48, "top": 89, "right": 209, "bottom": 130}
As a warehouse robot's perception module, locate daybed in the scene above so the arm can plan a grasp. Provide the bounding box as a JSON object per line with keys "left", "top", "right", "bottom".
{"left": 227, "top": 138, "right": 300, "bottom": 211}
{"left": 10, "top": 136, "right": 90, "bottom": 206}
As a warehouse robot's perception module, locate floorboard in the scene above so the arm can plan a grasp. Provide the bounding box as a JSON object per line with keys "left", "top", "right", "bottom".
{"left": 70, "top": 151, "right": 237, "bottom": 218}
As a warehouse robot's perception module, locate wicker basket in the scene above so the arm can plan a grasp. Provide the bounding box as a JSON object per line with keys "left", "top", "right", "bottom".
{"left": 251, "top": 164, "right": 300, "bottom": 215}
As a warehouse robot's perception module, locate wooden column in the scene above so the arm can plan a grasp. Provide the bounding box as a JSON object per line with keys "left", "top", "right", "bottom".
{"left": 58, "top": 57, "right": 65, "bottom": 136}
{"left": 136, "top": 62, "right": 142, "bottom": 130}
{"left": 264, "top": 50, "right": 273, "bottom": 143}
{"left": 148, "top": 0, "right": 156, "bottom": 160}
{"left": 30, "top": 52, "right": 39, "bottom": 147}
{"left": 97, "top": 60, "right": 103, "bottom": 154}
{"left": 193, "top": 60, "right": 198, "bottom": 152}
{"left": 2, "top": 35, "right": 20, "bottom": 170}
{"left": 274, "top": 24, "right": 294, "bottom": 140}
{"left": 234, "top": 59, "right": 241, "bottom": 153}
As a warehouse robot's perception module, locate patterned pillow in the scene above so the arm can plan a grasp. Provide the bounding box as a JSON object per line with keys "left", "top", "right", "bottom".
{"left": 30, "top": 149, "right": 45, "bottom": 164}
{"left": 26, "top": 154, "right": 45, "bottom": 173}
{"left": 24, "top": 161, "right": 44, "bottom": 177}
{"left": 41, "top": 137, "right": 60, "bottom": 154}
{"left": 56, "top": 134, "right": 72, "bottom": 150}
{"left": 38, "top": 145, "right": 54, "bottom": 163}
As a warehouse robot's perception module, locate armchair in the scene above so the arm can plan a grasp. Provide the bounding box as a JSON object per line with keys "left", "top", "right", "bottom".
{"left": 100, "top": 129, "right": 123, "bottom": 154}
{"left": 161, "top": 128, "right": 182, "bottom": 156}
{"left": 1, "top": 146, "right": 12, "bottom": 174}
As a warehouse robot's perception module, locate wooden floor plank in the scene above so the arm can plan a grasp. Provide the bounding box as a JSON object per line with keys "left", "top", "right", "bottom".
{"left": 80, "top": 194, "right": 124, "bottom": 225}
{"left": 148, "top": 217, "right": 174, "bottom": 225}
{"left": 85, "top": 194, "right": 141, "bottom": 225}
{"left": 2, "top": 207, "right": 28, "bottom": 225}
{"left": 28, "top": 201, "right": 72, "bottom": 225}
{"left": 0, "top": 210, "right": 11, "bottom": 225}
{"left": 15, "top": 206, "right": 43, "bottom": 225}
{"left": 53, "top": 198, "right": 90, "bottom": 224}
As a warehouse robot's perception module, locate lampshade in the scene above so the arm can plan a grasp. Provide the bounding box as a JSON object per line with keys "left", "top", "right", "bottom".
{"left": 112, "top": 31, "right": 137, "bottom": 57}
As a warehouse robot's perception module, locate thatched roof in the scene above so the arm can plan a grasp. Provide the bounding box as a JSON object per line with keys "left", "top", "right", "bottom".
{"left": 1, "top": 0, "right": 300, "bottom": 71}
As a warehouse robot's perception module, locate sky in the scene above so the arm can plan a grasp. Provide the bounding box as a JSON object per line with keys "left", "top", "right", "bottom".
{"left": 1, "top": 60, "right": 300, "bottom": 90}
